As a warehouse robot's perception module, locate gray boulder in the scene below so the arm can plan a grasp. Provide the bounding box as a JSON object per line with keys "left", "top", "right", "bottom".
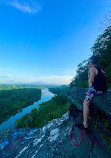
{"left": 66, "top": 87, "right": 111, "bottom": 118}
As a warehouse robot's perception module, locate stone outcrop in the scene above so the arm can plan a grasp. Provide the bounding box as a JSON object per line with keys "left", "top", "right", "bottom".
{"left": 0, "top": 87, "right": 111, "bottom": 158}
{"left": 66, "top": 87, "right": 111, "bottom": 116}
{"left": 66, "top": 87, "right": 111, "bottom": 135}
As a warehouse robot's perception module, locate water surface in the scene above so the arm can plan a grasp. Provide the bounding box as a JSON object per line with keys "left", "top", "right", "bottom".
{"left": 0, "top": 88, "right": 55, "bottom": 132}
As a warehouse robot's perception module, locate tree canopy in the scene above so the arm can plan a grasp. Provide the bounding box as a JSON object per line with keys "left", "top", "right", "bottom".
{"left": 69, "top": 26, "right": 111, "bottom": 88}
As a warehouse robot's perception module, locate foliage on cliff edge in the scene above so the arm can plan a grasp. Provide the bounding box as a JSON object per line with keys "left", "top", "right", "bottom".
{"left": 70, "top": 26, "right": 111, "bottom": 88}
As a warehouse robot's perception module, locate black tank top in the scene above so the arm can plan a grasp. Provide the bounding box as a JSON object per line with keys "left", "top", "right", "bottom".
{"left": 92, "top": 66, "right": 107, "bottom": 92}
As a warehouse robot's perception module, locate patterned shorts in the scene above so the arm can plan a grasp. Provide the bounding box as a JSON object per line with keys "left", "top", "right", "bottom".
{"left": 85, "top": 86, "right": 103, "bottom": 103}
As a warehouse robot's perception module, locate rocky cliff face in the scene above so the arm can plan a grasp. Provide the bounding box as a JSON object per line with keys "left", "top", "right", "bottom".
{"left": 66, "top": 87, "right": 111, "bottom": 136}
{"left": 66, "top": 87, "right": 111, "bottom": 116}
{"left": 0, "top": 88, "right": 111, "bottom": 158}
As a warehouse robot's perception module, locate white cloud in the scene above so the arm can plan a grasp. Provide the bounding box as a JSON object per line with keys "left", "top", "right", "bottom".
{"left": 0, "top": 74, "right": 73, "bottom": 85}
{"left": 0, "top": 67, "right": 75, "bottom": 85}
{"left": 8, "top": 0, "right": 41, "bottom": 14}
{"left": 28, "top": 75, "right": 74, "bottom": 85}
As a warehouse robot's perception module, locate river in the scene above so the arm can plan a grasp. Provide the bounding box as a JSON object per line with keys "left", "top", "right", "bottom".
{"left": 0, "top": 88, "right": 55, "bottom": 133}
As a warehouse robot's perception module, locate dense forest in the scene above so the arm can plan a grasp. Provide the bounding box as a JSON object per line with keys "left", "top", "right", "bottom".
{"left": 14, "top": 87, "right": 70, "bottom": 128}
{"left": 0, "top": 88, "right": 41, "bottom": 124}
{"left": 69, "top": 26, "right": 111, "bottom": 88}
{"left": 0, "top": 84, "right": 46, "bottom": 90}
{"left": 48, "top": 85, "right": 69, "bottom": 95}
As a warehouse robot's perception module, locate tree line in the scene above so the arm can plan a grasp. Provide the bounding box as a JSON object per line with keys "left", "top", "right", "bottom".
{"left": 14, "top": 87, "right": 70, "bottom": 128}
{"left": 0, "top": 88, "right": 41, "bottom": 124}
{"left": 69, "top": 26, "right": 111, "bottom": 88}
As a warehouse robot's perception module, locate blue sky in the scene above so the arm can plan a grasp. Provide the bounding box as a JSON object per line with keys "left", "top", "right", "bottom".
{"left": 0, "top": 0, "right": 110, "bottom": 85}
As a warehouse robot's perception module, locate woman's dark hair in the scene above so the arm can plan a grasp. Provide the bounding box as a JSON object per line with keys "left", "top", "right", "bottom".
{"left": 89, "top": 56, "right": 98, "bottom": 65}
